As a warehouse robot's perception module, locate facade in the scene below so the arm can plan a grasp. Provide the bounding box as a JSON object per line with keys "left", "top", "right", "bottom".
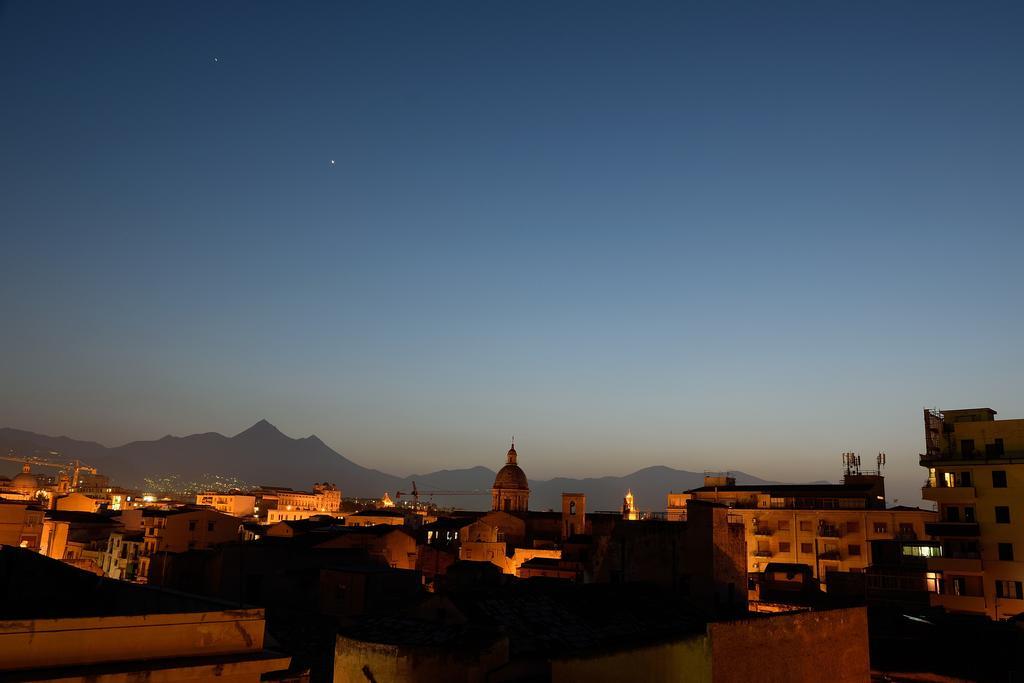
{"left": 195, "top": 491, "right": 257, "bottom": 517}
{"left": 53, "top": 492, "right": 104, "bottom": 512}
{"left": 317, "top": 526, "right": 419, "bottom": 570}
{"left": 39, "top": 510, "right": 120, "bottom": 574}
{"left": 921, "top": 407, "right": 1024, "bottom": 618}
{"left": 863, "top": 539, "right": 943, "bottom": 611}
{"left": 491, "top": 442, "right": 529, "bottom": 512}
{"left": 100, "top": 529, "right": 146, "bottom": 581}
{"left": 253, "top": 482, "right": 341, "bottom": 520}
{"left": 669, "top": 474, "right": 936, "bottom": 587}
{"left": 137, "top": 507, "right": 242, "bottom": 581}
{"left": 0, "top": 500, "right": 44, "bottom": 550}
{"left": 266, "top": 507, "right": 337, "bottom": 523}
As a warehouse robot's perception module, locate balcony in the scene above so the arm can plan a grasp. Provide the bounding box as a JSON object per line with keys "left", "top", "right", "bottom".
{"left": 932, "top": 594, "right": 987, "bottom": 615}
{"left": 752, "top": 527, "right": 773, "bottom": 537}
{"left": 753, "top": 550, "right": 773, "bottom": 558}
{"left": 925, "top": 522, "right": 980, "bottom": 537}
{"left": 818, "top": 550, "right": 841, "bottom": 560}
{"left": 922, "top": 484, "right": 976, "bottom": 503}
{"left": 817, "top": 526, "right": 842, "bottom": 538}
{"left": 928, "top": 556, "right": 982, "bottom": 573}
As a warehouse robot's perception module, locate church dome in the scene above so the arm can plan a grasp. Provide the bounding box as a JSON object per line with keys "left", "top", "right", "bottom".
{"left": 11, "top": 464, "right": 39, "bottom": 493}
{"left": 492, "top": 444, "right": 529, "bottom": 491}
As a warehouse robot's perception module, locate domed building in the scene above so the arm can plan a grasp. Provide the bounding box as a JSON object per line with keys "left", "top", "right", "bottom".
{"left": 10, "top": 463, "right": 40, "bottom": 498}
{"left": 491, "top": 441, "right": 529, "bottom": 512}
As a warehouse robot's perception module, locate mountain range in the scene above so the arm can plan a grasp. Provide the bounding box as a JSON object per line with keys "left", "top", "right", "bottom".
{"left": 0, "top": 420, "right": 816, "bottom": 511}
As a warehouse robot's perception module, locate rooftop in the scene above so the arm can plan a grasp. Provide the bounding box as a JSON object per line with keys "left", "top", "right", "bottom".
{"left": 685, "top": 483, "right": 878, "bottom": 495}
{"left": 342, "top": 582, "right": 708, "bottom": 658}
{"left": 0, "top": 546, "right": 241, "bottom": 620}
{"left": 349, "top": 509, "right": 405, "bottom": 518}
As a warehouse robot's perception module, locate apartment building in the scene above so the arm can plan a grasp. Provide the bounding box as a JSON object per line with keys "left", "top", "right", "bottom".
{"left": 921, "top": 407, "right": 1024, "bottom": 618}
{"left": 252, "top": 482, "right": 342, "bottom": 520}
{"left": 195, "top": 492, "right": 257, "bottom": 517}
{"left": 0, "top": 500, "right": 43, "bottom": 550}
{"left": 136, "top": 507, "right": 241, "bottom": 581}
{"left": 668, "top": 473, "right": 936, "bottom": 587}
{"left": 99, "top": 529, "right": 146, "bottom": 581}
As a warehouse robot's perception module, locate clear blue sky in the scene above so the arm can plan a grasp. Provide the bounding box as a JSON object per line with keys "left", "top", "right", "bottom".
{"left": 2, "top": 2, "right": 1022, "bottom": 505}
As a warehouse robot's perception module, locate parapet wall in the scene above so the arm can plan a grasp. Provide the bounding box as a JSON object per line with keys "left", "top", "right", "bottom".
{"left": 708, "top": 607, "right": 870, "bottom": 683}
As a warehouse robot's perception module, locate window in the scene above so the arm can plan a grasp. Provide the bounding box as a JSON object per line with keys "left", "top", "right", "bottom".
{"left": 996, "top": 580, "right": 1024, "bottom": 600}
{"left": 779, "top": 542, "right": 791, "bottom": 553}
{"left": 999, "top": 543, "right": 1014, "bottom": 561}
{"left": 569, "top": 501, "right": 576, "bottom": 515}
{"left": 799, "top": 521, "right": 811, "bottom": 532}
{"left": 961, "top": 439, "right": 975, "bottom": 457}
{"left": 946, "top": 506, "right": 960, "bottom": 522}
{"left": 996, "top": 506, "right": 1011, "bottom": 524}
{"left": 188, "top": 521, "right": 197, "bottom": 531}
{"left": 960, "top": 471, "right": 973, "bottom": 487}
{"left": 846, "top": 521, "right": 859, "bottom": 533}
{"left": 963, "top": 507, "right": 976, "bottom": 523}
{"left": 899, "top": 522, "right": 915, "bottom": 536}
{"left": 801, "top": 543, "right": 813, "bottom": 554}
{"left": 207, "top": 522, "right": 215, "bottom": 532}
{"left": 848, "top": 544, "right": 861, "bottom": 556}
{"left": 778, "top": 520, "right": 790, "bottom": 532}
{"left": 873, "top": 522, "right": 888, "bottom": 534}
{"left": 993, "top": 471, "right": 1008, "bottom": 488}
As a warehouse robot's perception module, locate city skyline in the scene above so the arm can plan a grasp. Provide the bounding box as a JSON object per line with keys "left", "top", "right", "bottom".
{"left": 3, "top": 2, "right": 1023, "bottom": 506}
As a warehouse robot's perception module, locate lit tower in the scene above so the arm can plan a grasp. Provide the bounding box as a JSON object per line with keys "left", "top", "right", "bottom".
{"left": 622, "top": 489, "right": 639, "bottom": 520}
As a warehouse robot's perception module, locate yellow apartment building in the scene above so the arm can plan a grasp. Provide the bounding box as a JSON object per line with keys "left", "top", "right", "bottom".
{"left": 0, "top": 499, "right": 44, "bottom": 550}
{"left": 921, "top": 407, "right": 1024, "bottom": 618}
{"left": 195, "top": 492, "right": 257, "bottom": 517}
{"left": 137, "top": 507, "right": 243, "bottom": 581}
{"left": 668, "top": 473, "right": 936, "bottom": 587}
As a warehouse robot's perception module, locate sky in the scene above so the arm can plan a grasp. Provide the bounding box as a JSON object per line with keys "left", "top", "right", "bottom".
{"left": 2, "top": 1, "right": 1022, "bottom": 506}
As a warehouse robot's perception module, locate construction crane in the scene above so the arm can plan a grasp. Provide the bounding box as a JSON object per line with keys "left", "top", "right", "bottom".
{"left": 392, "top": 481, "right": 488, "bottom": 505}
{"left": 0, "top": 455, "right": 98, "bottom": 491}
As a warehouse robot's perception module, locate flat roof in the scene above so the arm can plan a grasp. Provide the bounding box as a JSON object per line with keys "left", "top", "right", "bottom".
{"left": 685, "top": 483, "right": 877, "bottom": 495}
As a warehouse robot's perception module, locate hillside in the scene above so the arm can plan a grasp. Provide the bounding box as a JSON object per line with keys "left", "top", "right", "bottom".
{"left": 1, "top": 422, "right": 815, "bottom": 511}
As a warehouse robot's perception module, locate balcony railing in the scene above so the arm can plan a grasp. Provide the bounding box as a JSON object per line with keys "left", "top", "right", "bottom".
{"left": 752, "top": 527, "right": 773, "bottom": 536}
{"left": 925, "top": 522, "right": 980, "bottom": 537}
{"left": 753, "top": 550, "right": 773, "bottom": 557}
{"left": 817, "top": 526, "right": 842, "bottom": 538}
{"left": 818, "top": 550, "right": 841, "bottom": 560}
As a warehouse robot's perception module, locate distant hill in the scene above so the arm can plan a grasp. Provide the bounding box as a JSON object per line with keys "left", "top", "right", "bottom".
{"left": 0, "top": 422, "right": 828, "bottom": 511}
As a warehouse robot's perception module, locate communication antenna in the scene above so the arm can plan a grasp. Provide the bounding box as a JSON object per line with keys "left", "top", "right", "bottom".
{"left": 876, "top": 452, "right": 886, "bottom": 473}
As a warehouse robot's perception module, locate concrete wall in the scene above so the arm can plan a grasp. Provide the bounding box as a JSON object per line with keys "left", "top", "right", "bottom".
{"left": 708, "top": 607, "right": 870, "bottom": 683}
{"left": 335, "top": 633, "right": 508, "bottom": 683}
{"left": 552, "top": 636, "right": 711, "bottom": 683}
{"left": 0, "top": 609, "right": 270, "bottom": 670}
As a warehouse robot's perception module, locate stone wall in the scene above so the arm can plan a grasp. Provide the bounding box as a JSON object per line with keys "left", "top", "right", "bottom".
{"left": 708, "top": 607, "right": 869, "bottom": 683}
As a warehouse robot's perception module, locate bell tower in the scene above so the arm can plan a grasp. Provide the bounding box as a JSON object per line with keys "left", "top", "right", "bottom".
{"left": 561, "top": 492, "right": 586, "bottom": 540}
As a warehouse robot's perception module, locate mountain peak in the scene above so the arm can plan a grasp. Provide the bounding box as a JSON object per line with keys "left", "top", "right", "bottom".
{"left": 234, "top": 419, "right": 285, "bottom": 439}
